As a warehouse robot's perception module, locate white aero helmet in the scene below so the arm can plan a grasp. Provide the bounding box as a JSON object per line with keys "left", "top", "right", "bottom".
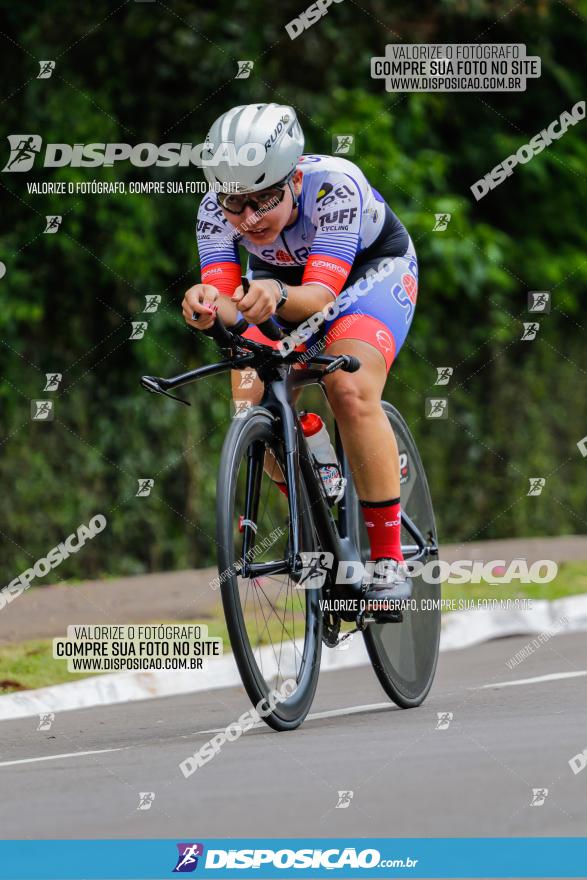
{"left": 202, "top": 103, "right": 304, "bottom": 193}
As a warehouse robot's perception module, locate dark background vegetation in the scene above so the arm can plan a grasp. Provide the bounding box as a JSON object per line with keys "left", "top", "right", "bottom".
{"left": 1, "top": 0, "right": 585, "bottom": 580}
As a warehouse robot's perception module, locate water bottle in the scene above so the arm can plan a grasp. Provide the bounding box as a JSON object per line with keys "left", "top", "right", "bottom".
{"left": 299, "top": 412, "right": 346, "bottom": 504}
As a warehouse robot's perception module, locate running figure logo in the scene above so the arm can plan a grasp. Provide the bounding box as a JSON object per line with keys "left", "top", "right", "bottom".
{"left": 432, "top": 213, "right": 451, "bottom": 232}
{"left": 521, "top": 322, "right": 539, "bottom": 341}
{"left": 235, "top": 61, "right": 254, "bottom": 79}
{"left": 3, "top": 135, "right": 42, "bottom": 172}
{"left": 335, "top": 790, "right": 354, "bottom": 809}
{"left": 31, "top": 400, "right": 54, "bottom": 421}
{"left": 434, "top": 367, "right": 453, "bottom": 386}
{"left": 426, "top": 398, "right": 448, "bottom": 419}
{"left": 37, "top": 60, "right": 55, "bottom": 79}
{"left": 298, "top": 552, "right": 334, "bottom": 589}
{"left": 173, "top": 843, "right": 204, "bottom": 873}
{"left": 332, "top": 135, "right": 354, "bottom": 156}
{"left": 44, "top": 216, "right": 62, "bottom": 234}
{"left": 528, "top": 291, "right": 551, "bottom": 313}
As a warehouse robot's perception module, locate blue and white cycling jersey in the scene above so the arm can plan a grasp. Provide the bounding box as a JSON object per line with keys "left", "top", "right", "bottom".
{"left": 197, "top": 154, "right": 409, "bottom": 297}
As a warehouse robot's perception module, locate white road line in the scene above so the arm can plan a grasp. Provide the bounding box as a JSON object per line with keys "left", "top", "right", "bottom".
{"left": 193, "top": 702, "right": 393, "bottom": 735}
{"left": 0, "top": 748, "right": 123, "bottom": 768}
{"left": 478, "top": 670, "right": 587, "bottom": 689}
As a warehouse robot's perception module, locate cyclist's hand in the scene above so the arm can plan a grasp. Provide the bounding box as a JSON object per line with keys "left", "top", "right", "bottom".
{"left": 232, "top": 279, "right": 279, "bottom": 325}
{"left": 182, "top": 284, "right": 219, "bottom": 330}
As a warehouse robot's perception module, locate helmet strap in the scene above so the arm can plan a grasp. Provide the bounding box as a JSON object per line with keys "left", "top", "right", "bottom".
{"left": 288, "top": 179, "right": 298, "bottom": 209}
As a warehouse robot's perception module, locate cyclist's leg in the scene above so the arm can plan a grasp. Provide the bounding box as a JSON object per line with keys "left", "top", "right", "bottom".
{"left": 322, "top": 337, "right": 398, "bottom": 500}
{"left": 320, "top": 243, "right": 418, "bottom": 571}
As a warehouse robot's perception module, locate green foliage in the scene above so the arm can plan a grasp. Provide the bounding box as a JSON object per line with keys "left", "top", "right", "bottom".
{"left": 0, "top": 0, "right": 585, "bottom": 581}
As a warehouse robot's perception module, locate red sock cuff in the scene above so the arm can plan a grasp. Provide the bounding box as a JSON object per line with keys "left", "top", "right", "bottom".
{"left": 360, "top": 498, "right": 403, "bottom": 562}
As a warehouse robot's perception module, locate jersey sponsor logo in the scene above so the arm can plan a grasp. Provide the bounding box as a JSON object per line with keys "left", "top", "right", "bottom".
{"left": 391, "top": 281, "right": 414, "bottom": 324}
{"left": 200, "top": 196, "right": 225, "bottom": 220}
{"left": 260, "top": 246, "right": 308, "bottom": 264}
{"left": 197, "top": 219, "right": 224, "bottom": 235}
{"left": 399, "top": 451, "right": 410, "bottom": 485}
{"left": 318, "top": 207, "right": 358, "bottom": 226}
{"left": 293, "top": 245, "right": 311, "bottom": 261}
{"left": 375, "top": 328, "right": 395, "bottom": 355}
{"left": 275, "top": 248, "right": 294, "bottom": 262}
{"left": 265, "top": 114, "right": 290, "bottom": 150}
{"left": 311, "top": 258, "right": 348, "bottom": 276}
{"left": 318, "top": 183, "right": 356, "bottom": 207}
{"left": 401, "top": 272, "right": 417, "bottom": 303}
{"left": 316, "top": 182, "right": 333, "bottom": 201}
{"left": 298, "top": 154, "right": 322, "bottom": 163}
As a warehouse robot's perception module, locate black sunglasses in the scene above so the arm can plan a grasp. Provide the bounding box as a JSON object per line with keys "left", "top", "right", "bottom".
{"left": 217, "top": 182, "right": 290, "bottom": 215}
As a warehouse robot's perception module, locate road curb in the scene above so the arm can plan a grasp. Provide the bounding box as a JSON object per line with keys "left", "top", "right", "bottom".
{"left": 1, "top": 594, "right": 586, "bottom": 721}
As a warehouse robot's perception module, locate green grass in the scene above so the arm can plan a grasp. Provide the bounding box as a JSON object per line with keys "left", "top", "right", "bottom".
{"left": 0, "top": 601, "right": 306, "bottom": 695}
{"left": 1, "top": 561, "right": 586, "bottom": 696}
{"left": 442, "top": 559, "right": 587, "bottom": 602}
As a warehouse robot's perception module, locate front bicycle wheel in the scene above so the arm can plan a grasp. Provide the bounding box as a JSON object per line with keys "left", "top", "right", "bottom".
{"left": 216, "top": 406, "right": 322, "bottom": 731}
{"left": 349, "top": 401, "right": 441, "bottom": 708}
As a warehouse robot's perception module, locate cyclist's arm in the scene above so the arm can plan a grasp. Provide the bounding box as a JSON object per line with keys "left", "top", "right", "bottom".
{"left": 196, "top": 194, "right": 241, "bottom": 299}
{"left": 267, "top": 281, "right": 334, "bottom": 323}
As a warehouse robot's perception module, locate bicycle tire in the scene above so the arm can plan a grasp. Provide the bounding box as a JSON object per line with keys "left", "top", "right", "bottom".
{"left": 348, "top": 401, "right": 441, "bottom": 708}
{"left": 216, "top": 406, "right": 323, "bottom": 731}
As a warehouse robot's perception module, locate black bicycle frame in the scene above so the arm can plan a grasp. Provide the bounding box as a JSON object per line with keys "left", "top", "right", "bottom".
{"left": 141, "top": 336, "right": 435, "bottom": 592}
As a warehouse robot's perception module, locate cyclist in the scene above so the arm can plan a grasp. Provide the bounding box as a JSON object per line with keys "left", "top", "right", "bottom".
{"left": 182, "top": 103, "right": 418, "bottom": 603}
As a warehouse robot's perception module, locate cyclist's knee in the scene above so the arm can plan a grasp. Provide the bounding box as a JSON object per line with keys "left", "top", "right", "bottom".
{"left": 324, "top": 372, "right": 376, "bottom": 422}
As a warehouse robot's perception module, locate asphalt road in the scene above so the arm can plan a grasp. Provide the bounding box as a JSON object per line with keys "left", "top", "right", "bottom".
{"left": 0, "top": 632, "right": 586, "bottom": 839}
